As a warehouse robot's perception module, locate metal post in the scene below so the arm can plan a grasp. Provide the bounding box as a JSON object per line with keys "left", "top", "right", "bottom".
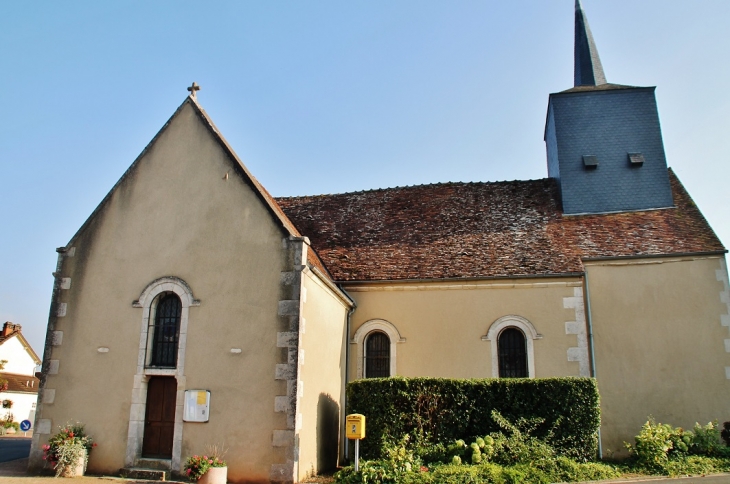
{"left": 354, "top": 439, "right": 360, "bottom": 472}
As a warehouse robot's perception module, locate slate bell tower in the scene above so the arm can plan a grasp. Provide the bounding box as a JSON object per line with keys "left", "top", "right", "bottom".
{"left": 545, "top": 0, "right": 674, "bottom": 215}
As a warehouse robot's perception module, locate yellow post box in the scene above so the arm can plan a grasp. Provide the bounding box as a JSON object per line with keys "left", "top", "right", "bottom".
{"left": 346, "top": 414, "right": 366, "bottom": 440}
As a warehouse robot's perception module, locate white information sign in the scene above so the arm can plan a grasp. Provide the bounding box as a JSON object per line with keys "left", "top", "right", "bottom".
{"left": 183, "top": 390, "right": 211, "bottom": 422}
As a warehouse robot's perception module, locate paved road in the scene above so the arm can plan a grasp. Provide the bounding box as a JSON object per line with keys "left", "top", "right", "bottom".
{"left": 0, "top": 437, "right": 32, "bottom": 463}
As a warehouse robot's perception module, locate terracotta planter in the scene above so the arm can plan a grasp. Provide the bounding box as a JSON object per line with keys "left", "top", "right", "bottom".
{"left": 57, "top": 454, "right": 85, "bottom": 478}
{"left": 198, "top": 466, "right": 227, "bottom": 484}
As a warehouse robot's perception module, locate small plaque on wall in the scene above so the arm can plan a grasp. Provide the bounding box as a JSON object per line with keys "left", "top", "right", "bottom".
{"left": 183, "top": 390, "right": 210, "bottom": 422}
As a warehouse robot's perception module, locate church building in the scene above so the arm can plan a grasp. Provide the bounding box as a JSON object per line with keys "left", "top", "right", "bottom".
{"left": 29, "top": 2, "right": 729, "bottom": 483}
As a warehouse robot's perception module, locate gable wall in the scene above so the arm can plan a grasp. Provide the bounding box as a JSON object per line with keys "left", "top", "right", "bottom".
{"left": 345, "top": 277, "right": 587, "bottom": 381}
{"left": 0, "top": 336, "right": 38, "bottom": 376}
{"left": 586, "top": 255, "right": 730, "bottom": 456}
{"left": 31, "top": 102, "right": 295, "bottom": 483}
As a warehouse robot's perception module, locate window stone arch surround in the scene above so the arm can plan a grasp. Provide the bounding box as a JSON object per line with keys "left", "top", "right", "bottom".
{"left": 126, "top": 276, "right": 200, "bottom": 471}
{"left": 351, "top": 319, "right": 405, "bottom": 379}
{"left": 482, "top": 315, "right": 542, "bottom": 378}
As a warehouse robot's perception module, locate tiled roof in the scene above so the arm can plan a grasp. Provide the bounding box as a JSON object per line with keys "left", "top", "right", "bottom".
{"left": 276, "top": 169, "right": 724, "bottom": 282}
{"left": 0, "top": 372, "right": 40, "bottom": 394}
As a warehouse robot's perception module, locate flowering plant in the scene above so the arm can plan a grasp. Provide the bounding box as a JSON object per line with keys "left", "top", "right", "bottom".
{"left": 42, "top": 423, "right": 96, "bottom": 476}
{"left": 184, "top": 446, "right": 227, "bottom": 481}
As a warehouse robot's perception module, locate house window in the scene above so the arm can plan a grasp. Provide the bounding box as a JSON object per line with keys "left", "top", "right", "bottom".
{"left": 365, "top": 331, "right": 390, "bottom": 378}
{"left": 147, "top": 293, "right": 182, "bottom": 368}
{"left": 497, "top": 328, "right": 527, "bottom": 378}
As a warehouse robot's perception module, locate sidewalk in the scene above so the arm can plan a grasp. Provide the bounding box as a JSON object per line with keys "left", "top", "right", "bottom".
{"left": 0, "top": 459, "right": 168, "bottom": 484}
{"left": 3, "top": 458, "right": 730, "bottom": 484}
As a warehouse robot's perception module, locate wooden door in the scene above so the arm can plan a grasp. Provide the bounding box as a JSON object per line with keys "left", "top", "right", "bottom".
{"left": 142, "top": 377, "right": 177, "bottom": 458}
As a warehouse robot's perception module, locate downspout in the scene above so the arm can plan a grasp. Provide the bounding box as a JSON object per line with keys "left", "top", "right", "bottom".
{"left": 343, "top": 305, "right": 355, "bottom": 461}
{"left": 583, "top": 269, "right": 602, "bottom": 459}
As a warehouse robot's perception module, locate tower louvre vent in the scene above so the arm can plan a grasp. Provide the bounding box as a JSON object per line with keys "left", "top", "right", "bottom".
{"left": 582, "top": 155, "right": 599, "bottom": 168}
{"left": 628, "top": 153, "right": 645, "bottom": 166}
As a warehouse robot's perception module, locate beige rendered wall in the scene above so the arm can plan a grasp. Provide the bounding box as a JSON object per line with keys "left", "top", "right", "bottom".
{"left": 30, "top": 102, "right": 295, "bottom": 483}
{"left": 295, "top": 271, "right": 349, "bottom": 481}
{"left": 587, "top": 255, "right": 730, "bottom": 456}
{"left": 345, "top": 278, "right": 587, "bottom": 382}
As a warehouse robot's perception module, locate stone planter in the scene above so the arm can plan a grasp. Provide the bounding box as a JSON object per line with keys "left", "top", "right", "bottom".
{"left": 57, "top": 454, "right": 86, "bottom": 478}
{"left": 198, "top": 466, "right": 227, "bottom": 484}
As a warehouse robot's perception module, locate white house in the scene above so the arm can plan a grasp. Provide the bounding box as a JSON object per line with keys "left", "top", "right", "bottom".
{"left": 0, "top": 322, "right": 41, "bottom": 426}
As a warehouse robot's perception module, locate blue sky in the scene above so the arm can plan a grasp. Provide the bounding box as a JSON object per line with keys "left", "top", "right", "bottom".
{"left": 2, "top": 1, "right": 729, "bottom": 354}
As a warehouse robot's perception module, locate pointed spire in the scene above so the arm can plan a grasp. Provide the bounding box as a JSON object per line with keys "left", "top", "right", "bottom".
{"left": 574, "top": 0, "right": 606, "bottom": 86}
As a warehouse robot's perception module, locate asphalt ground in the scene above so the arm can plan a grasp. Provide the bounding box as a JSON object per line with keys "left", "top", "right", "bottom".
{"left": 0, "top": 437, "right": 32, "bottom": 463}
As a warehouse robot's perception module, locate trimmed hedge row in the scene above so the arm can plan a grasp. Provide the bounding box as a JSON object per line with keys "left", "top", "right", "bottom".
{"left": 346, "top": 377, "right": 600, "bottom": 461}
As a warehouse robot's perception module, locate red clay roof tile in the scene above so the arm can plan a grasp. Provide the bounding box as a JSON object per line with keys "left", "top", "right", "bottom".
{"left": 276, "top": 170, "right": 724, "bottom": 282}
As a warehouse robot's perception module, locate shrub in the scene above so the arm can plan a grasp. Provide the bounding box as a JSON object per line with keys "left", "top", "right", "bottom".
{"left": 625, "top": 419, "right": 688, "bottom": 469}
{"left": 335, "top": 413, "right": 620, "bottom": 484}
{"left": 334, "top": 436, "right": 422, "bottom": 484}
{"left": 2, "top": 412, "right": 19, "bottom": 430}
{"left": 690, "top": 421, "right": 726, "bottom": 456}
{"left": 626, "top": 418, "right": 730, "bottom": 473}
{"left": 346, "top": 377, "right": 599, "bottom": 461}
{"left": 721, "top": 422, "right": 730, "bottom": 447}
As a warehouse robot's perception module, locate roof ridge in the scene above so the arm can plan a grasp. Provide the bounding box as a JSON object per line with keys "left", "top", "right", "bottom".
{"left": 275, "top": 177, "right": 552, "bottom": 200}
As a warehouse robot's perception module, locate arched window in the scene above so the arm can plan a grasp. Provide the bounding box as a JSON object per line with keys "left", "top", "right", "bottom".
{"left": 365, "top": 331, "right": 390, "bottom": 378}
{"left": 497, "top": 328, "right": 527, "bottom": 378}
{"left": 147, "top": 293, "right": 182, "bottom": 368}
{"left": 351, "top": 319, "right": 404, "bottom": 379}
{"left": 483, "top": 315, "right": 541, "bottom": 378}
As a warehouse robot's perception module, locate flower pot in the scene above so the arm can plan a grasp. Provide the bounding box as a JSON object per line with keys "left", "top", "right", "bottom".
{"left": 198, "top": 466, "right": 227, "bottom": 484}
{"left": 57, "top": 454, "right": 85, "bottom": 478}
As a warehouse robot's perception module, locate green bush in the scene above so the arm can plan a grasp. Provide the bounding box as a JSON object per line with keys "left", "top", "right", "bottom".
{"left": 626, "top": 418, "right": 730, "bottom": 474}
{"left": 335, "top": 412, "right": 619, "bottom": 484}
{"left": 346, "top": 377, "right": 599, "bottom": 461}
{"left": 690, "top": 421, "right": 727, "bottom": 456}
{"left": 335, "top": 436, "right": 423, "bottom": 484}
{"left": 625, "top": 419, "right": 689, "bottom": 469}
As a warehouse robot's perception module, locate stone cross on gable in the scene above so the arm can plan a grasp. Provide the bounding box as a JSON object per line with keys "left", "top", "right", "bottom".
{"left": 187, "top": 82, "right": 201, "bottom": 99}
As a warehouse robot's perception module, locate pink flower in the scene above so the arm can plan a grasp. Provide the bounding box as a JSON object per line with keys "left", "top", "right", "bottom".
{"left": 209, "top": 460, "right": 213, "bottom": 464}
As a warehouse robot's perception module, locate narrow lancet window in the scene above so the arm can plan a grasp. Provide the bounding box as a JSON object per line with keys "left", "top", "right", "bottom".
{"left": 365, "top": 331, "right": 390, "bottom": 378}
{"left": 147, "top": 293, "right": 182, "bottom": 368}
{"left": 498, "top": 328, "right": 528, "bottom": 378}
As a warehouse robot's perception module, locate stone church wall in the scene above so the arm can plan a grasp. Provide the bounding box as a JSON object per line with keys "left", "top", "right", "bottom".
{"left": 30, "top": 101, "right": 297, "bottom": 483}
{"left": 344, "top": 277, "right": 587, "bottom": 381}
{"left": 586, "top": 255, "right": 730, "bottom": 456}
{"left": 294, "top": 270, "right": 350, "bottom": 481}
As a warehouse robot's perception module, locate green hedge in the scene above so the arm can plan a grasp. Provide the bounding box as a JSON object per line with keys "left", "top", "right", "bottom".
{"left": 346, "top": 377, "right": 600, "bottom": 461}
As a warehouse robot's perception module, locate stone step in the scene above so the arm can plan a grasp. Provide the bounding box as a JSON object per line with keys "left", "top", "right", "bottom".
{"left": 135, "top": 458, "right": 172, "bottom": 471}
{"left": 119, "top": 467, "right": 168, "bottom": 481}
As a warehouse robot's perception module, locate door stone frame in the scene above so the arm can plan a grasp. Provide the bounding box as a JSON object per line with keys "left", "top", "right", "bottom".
{"left": 125, "top": 277, "right": 199, "bottom": 471}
